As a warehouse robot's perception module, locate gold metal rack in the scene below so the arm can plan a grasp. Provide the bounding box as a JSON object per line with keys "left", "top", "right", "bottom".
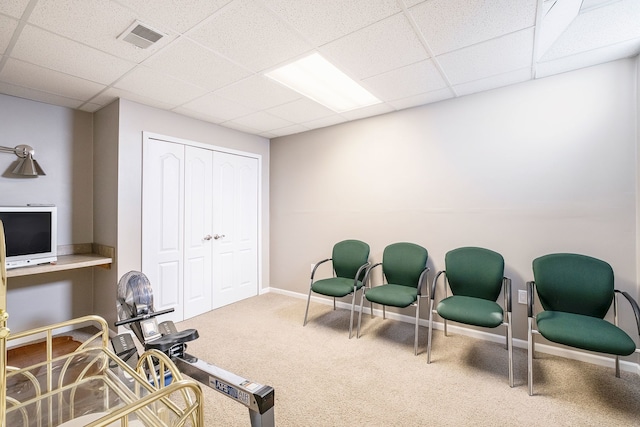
{"left": 0, "top": 220, "right": 204, "bottom": 427}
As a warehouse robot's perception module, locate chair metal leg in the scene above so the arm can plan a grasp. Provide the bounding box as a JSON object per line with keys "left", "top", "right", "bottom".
{"left": 382, "top": 305, "right": 386, "bottom": 319}
{"left": 444, "top": 318, "right": 448, "bottom": 336}
{"left": 427, "top": 299, "right": 434, "bottom": 363}
{"left": 303, "top": 287, "right": 313, "bottom": 326}
{"left": 414, "top": 298, "right": 420, "bottom": 356}
{"left": 333, "top": 297, "right": 336, "bottom": 310}
{"left": 357, "top": 288, "right": 366, "bottom": 339}
{"left": 528, "top": 316, "right": 534, "bottom": 396}
{"left": 615, "top": 355, "right": 620, "bottom": 378}
{"left": 348, "top": 290, "right": 357, "bottom": 339}
{"left": 506, "top": 312, "right": 513, "bottom": 388}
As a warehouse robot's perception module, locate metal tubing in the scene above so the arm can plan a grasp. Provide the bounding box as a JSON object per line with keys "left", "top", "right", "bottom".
{"left": 174, "top": 354, "right": 275, "bottom": 425}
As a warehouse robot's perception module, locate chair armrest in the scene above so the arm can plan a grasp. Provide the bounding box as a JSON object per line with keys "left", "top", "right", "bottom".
{"left": 310, "top": 258, "right": 331, "bottom": 280}
{"left": 615, "top": 290, "right": 640, "bottom": 337}
{"left": 503, "top": 277, "right": 512, "bottom": 313}
{"left": 430, "top": 270, "right": 446, "bottom": 301}
{"left": 362, "top": 262, "right": 382, "bottom": 288}
{"left": 353, "top": 262, "right": 371, "bottom": 287}
{"left": 417, "top": 267, "right": 431, "bottom": 296}
{"left": 526, "top": 281, "right": 535, "bottom": 318}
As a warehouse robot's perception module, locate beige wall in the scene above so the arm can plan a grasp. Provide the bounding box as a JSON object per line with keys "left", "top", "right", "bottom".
{"left": 0, "top": 94, "right": 95, "bottom": 333}
{"left": 93, "top": 98, "right": 270, "bottom": 325}
{"left": 270, "top": 58, "right": 638, "bottom": 343}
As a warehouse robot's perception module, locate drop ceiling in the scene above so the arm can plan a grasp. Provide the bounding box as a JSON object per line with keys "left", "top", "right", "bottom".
{"left": 0, "top": 0, "right": 639, "bottom": 138}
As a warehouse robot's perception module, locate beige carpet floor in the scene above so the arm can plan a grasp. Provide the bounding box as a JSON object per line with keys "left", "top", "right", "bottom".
{"left": 176, "top": 292, "right": 640, "bottom": 426}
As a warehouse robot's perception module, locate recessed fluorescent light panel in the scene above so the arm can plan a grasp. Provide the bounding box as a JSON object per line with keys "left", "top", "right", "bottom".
{"left": 265, "top": 53, "right": 381, "bottom": 113}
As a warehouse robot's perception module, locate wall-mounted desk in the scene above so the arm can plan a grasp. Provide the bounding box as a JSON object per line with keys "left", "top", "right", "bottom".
{"left": 6, "top": 243, "right": 113, "bottom": 278}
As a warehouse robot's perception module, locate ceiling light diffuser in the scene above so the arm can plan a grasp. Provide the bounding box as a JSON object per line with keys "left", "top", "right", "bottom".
{"left": 265, "top": 53, "right": 381, "bottom": 113}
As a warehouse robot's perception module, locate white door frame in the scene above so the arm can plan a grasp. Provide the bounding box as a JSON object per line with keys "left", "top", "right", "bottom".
{"left": 142, "top": 131, "right": 263, "bottom": 304}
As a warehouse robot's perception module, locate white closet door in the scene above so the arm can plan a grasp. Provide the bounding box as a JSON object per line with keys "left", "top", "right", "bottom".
{"left": 212, "top": 152, "right": 259, "bottom": 308}
{"left": 142, "top": 139, "right": 184, "bottom": 323}
{"left": 183, "top": 146, "right": 213, "bottom": 319}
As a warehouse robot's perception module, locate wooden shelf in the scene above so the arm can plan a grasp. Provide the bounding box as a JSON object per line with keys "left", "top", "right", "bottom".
{"left": 6, "top": 243, "right": 113, "bottom": 278}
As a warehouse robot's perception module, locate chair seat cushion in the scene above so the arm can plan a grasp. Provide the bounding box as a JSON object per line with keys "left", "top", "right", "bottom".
{"left": 437, "top": 295, "right": 503, "bottom": 328}
{"left": 536, "top": 311, "right": 636, "bottom": 356}
{"left": 311, "top": 277, "right": 363, "bottom": 297}
{"left": 365, "top": 284, "right": 417, "bottom": 308}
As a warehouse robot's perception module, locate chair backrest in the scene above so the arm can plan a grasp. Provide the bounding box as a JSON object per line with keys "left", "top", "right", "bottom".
{"left": 382, "top": 242, "right": 428, "bottom": 288}
{"left": 532, "top": 253, "right": 614, "bottom": 318}
{"left": 445, "top": 247, "right": 504, "bottom": 301}
{"left": 332, "top": 240, "right": 370, "bottom": 280}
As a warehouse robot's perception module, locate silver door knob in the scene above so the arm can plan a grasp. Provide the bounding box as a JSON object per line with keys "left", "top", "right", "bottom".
{"left": 204, "top": 235, "right": 212, "bottom": 241}
{"left": 213, "top": 234, "right": 225, "bottom": 240}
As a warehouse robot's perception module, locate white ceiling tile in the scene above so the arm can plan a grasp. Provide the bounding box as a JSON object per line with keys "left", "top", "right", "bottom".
{"left": 267, "top": 124, "right": 310, "bottom": 137}
{"left": 409, "top": 0, "right": 537, "bottom": 55}
{"left": 113, "top": 66, "right": 207, "bottom": 106}
{"left": 173, "top": 106, "right": 225, "bottom": 124}
{"left": 580, "top": 0, "right": 622, "bottom": 12}
{"left": 261, "top": 0, "right": 401, "bottom": 45}
{"left": 339, "top": 102, "right": 394, "bottom": 121}
{"left": 219, "top": 120, "right": 261, "bottom": 135}
{"left": 0, "top": 0, "right": 30, "bottom": 19}
{"left": 115, "top": 0, "right": 232, "bottom": 33}
{"left": 188, "top": 0, "right": 312, "bottom": 72}
{"left": 363, "top": 59, "right": 447, "bottom": 101}
{"left": 0, "top": 15, "right": 18, "bottom": 54}
{"left": 213, "top": 74, "right": 301, "bottom": 110}
{"left": 0, "top": 81, "right": 83, "bottom": 109}
{"left": 180, "top": 92, "right": 256, "bottom": 121}
{"left": 542, "top": 0, "right": 640, "bottom": 61}
{"left": 266, "top": 98, "right": 334, "bottom": 123}
{"left": 320, "top": 13, "right": 428, "bottom": 80}
{"left": 453, "top": 67, "right": 532, "bottom": 97}
{"left": 92, "top": 87, "right": 175, "bottom": 110}
{"left": 230, "top": 111, "right": 293, "bottom": 132}
{"left": 143, "top": 38, "right": 251, "bottom": 91}
{"left": 437, "top": 28, "right": 534, "bottom": 85}
{"left": 388, "top": 87, "right": 455, "bottom": 110}
{"left": 0, "top": 58, "right": 106, "bottom": 100}
{"left": 536, "top": 38, "right": 640, "bottom": 78}
{"left": 78, "top": 102, "right": 104, "bottom": 113}
{"left": 302, "top": 114, "right": 348, "bottom": 130}
{"left": 403, "top": 0, "right": 425, "bottom": 7}
{"left": 11, "top": 25, "right": 136, "bottom": 84}
{"left": 28, "top": 0, "right": 177, "bottom": 63}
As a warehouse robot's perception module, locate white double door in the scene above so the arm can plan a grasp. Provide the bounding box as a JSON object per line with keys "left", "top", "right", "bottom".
{"left": 142, "top": 136, "right": 259, "bottom": 322}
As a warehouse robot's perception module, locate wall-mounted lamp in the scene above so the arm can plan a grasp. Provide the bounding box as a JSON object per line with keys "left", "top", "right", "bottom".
{"left": 0, "top": 145, "right": 46, "bottom": 176}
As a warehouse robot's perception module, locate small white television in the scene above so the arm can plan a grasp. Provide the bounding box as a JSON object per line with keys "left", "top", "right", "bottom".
{"left": 0, "top": 205, "right": 57, "bottom": 269}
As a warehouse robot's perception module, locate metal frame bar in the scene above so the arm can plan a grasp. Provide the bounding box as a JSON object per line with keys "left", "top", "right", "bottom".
{"left": 304, "top": 257, "right": 370, "bottom": 338}
{"left": 427, "top": 271, "right": 514, "bottom": 387}
{"left": 356, "top": 262, "right": 430, "bottom": 356}
{"left": 527, "top": 282, "right": 640, "bottom": 396}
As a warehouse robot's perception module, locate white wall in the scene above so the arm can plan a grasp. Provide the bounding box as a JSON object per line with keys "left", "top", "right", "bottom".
{"left": 270, "top": 58, "right": 638, "bottom": 342}
{"left": 0, "top": 94, "right": 94, "bottom": 333}
{"left": 93, "top": 99, "right": 270, "bottom": 325}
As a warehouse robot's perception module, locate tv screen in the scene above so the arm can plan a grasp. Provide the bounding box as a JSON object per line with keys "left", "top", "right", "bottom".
{"left": 0, "top": 206, "right": 57, "bottom": 269}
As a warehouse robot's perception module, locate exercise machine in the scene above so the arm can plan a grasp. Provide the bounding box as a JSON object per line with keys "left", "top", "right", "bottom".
{"left": 113, "top": 271, "right": 275, "bottom": 427}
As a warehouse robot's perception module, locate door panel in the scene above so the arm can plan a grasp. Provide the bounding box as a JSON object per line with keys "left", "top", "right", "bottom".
{"left": 212, "top": 152, "right": 258, "bottom": 308}
{"left": 143, "top": 134, "right": 260, "bottom": 319}
{"left": 183, "top": 146, "right": 213, "bottom": 319}
{"left": 142, "top": 139, "right": 184, "bottom": 323}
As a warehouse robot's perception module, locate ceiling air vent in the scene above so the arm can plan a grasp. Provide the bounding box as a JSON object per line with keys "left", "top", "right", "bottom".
{"left": 118, "top": 20, "right": 166, "bottom": 49}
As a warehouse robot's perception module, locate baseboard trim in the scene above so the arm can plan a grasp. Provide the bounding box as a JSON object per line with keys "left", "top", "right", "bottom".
{"left": 263, "top": 286, "right": 640, "bottom": 374}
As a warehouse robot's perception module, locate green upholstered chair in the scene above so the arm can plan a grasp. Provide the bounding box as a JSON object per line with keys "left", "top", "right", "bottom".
{"left": 427, "top": 247, "right": 513, "bottom": 387}
{"left": 356, "top": 242, "right": 429, "bottom": 355}
{"left": 527, "top": 253, "right": 640, "bottom": 396}
{"left": 303, "top": 240, "right": 370, "bottom": 338}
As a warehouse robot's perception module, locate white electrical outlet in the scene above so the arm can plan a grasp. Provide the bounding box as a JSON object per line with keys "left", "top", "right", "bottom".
{"left": 518, "top": 289, "right": 527, "bottom": 304}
